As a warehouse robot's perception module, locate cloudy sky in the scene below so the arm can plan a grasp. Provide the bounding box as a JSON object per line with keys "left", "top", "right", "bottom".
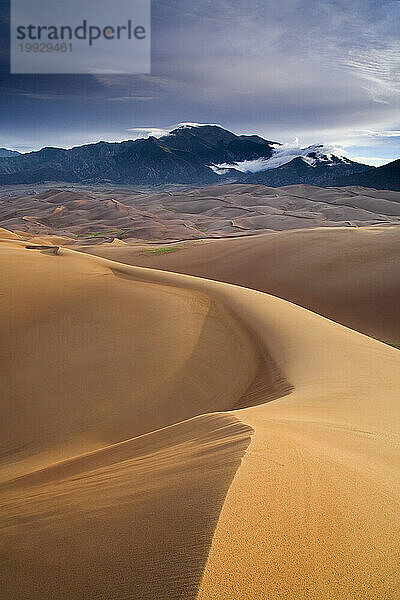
{"left": 0, "top": 0, "right": 399, "bottom": 165}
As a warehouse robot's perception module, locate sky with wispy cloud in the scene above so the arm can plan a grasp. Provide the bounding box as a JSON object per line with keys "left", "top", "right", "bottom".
{"left": 0, "top": 0, "right": 399, "bottom": 164}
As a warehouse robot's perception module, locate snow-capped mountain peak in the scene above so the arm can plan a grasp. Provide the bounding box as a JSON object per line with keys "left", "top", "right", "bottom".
{"left": 211, "top": 141, "right": 352, "bottom": 174}
{"left": 301, "top": 145, "right": 352, "bottom": 167}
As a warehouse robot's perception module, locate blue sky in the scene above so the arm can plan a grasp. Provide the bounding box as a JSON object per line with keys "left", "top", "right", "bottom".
{"left": 0, "top": 0, "right": 399, "bottom": 165}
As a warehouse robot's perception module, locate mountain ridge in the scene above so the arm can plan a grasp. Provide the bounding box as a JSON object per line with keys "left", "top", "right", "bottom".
{"left": 0, "top": 125, "right": 398, "bottom": 190}
{"left": 0, "top": 148, "right": 21, "bottom": 158}
{"left": 241, "top": 155, "right": 373, "bottom": 187}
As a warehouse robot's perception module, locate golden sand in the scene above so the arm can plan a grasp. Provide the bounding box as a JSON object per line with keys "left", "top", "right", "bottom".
{"left": 1, "top": 229, "right": 399, "bottom": 599}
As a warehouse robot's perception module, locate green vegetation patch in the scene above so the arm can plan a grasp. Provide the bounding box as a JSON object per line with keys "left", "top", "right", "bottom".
{"left": 143, "top": 244, "right": 186, "bottom": 256}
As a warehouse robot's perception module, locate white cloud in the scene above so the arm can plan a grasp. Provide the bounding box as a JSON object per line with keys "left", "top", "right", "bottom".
{"left": 342, "top": 42, "right": 400, "bottom": 104}
{"left": 211, "top": 140, "right": 350, "bottom": 174}
{"left": 127, "top": 127, "right": 170, "bottom": 139}
{"left": 358, "top": 130, "right": 400, "bottom": 139}
{"left": 210, "top": 158, "right": 271, "bottom": 174}
{"left": 173, "top": 122, "right": 222, "bottom": 129}
{"left": 108, "top": 96, "right": 158, "bottom": 102}
{"left": 350, "top": 156, "right": 388, "bottom": 167}
{"left": 127, "top": 122, "right": 225, "bottom": 139}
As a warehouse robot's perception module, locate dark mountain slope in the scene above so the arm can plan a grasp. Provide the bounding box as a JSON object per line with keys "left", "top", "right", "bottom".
{"left": 161, "top": 125, "right": 276, "bottom": 163}
{"left": 334, "top": 159, "right": 400, "bottom": 191}
{"left": 0, "top": 148, "right": 21, "bottom": 158}
{"left": 0, "top": 126, "right": 275, "bottom": 186}
{"left": 242, "top": 156, "right": 372, "bottom": 187}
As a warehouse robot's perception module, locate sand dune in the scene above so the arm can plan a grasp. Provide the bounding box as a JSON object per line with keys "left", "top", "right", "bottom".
{"left": 1, "top": 231, "right": 400, "bottom": 599}
{"left": 0, "top": 236, "right": 261, "bottom": 478}
{"left": 82, "top": 226, "right": 400, "bottom": 344}
{"left": 1, "top": 184, "right": 400, "bottom": 241}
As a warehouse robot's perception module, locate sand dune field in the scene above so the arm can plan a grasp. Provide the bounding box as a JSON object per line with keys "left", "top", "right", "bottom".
{"left": 1, "top": 184, "right": 400, "bottom": 241}
{"left": 1, "top": 228, "right": 400, "bottom": 599}
{"left": 82, "top": 226, "right": 400, "bottom": 344}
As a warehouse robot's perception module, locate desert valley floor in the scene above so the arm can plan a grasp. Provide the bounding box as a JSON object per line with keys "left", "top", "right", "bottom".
{"left": 1, "top": 183, "right": 400, "bottom": 599}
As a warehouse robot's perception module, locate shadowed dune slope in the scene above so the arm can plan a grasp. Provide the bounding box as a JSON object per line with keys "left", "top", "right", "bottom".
{"left": 1, "top": 413, "right": 252, "bottom": 600}
{"left": 0, "top": 235, "right": 269, "bottom": 600}
{"left": 82, "top": 226, "right": 400, "bottom": 343}
{"left": 0, "top": 238, "right": 265, "bottom": 478}
{"left": 1, "top": 232, "right": 400, "bottom": 599}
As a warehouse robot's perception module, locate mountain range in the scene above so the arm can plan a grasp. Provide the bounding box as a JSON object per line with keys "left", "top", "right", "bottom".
{"left": 0, "top": 125, "right": 399, "bottom": 190}
{"left": 0, "top": 148, "right": 21, "bottom": 158}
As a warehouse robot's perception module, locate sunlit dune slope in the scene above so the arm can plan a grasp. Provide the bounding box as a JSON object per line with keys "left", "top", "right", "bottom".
{"left": 1, "top": 232, "right": 400, "bottom": 600}
{"left": 82, "top": 226, "right": 400, "bottom": 343}
{"left": 0, "top": 237, "right": 263, "bottom": 477}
